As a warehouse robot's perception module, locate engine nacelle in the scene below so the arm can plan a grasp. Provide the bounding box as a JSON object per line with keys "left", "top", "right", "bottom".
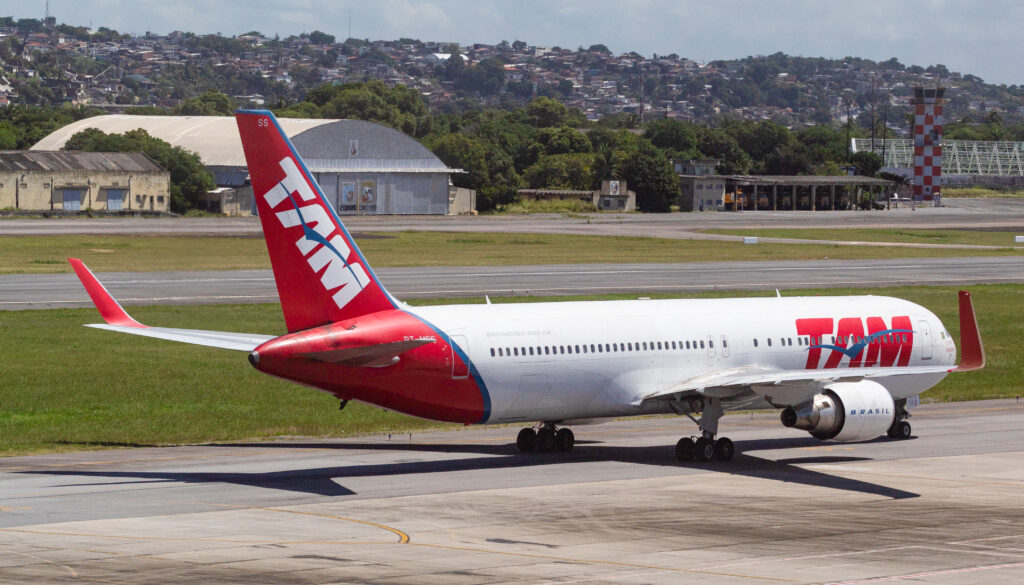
{"left": 780, "top": 381, "right": 895, "bottom": 442}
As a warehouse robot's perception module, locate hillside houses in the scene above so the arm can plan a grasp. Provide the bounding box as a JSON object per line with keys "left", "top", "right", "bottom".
{"left": 0, "top": 21, "right": 1020, "bottom": 128}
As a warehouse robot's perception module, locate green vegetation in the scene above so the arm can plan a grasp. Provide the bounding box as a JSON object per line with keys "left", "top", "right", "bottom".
{"left": 3, "top": 231, "right": 1023, "bottom": 275}
{"left": 702, "top": 228, "right": 1024, "bottom": 248}
{"left": 64, "top": 128, "right": 215, "bottom": 213}
{"left": 943, "top": 187, "right": 1024, "bottom": 199}
{"left": 497, "top": 199, "right": 597, "bottom": 214}
{"left": 1, "top": 284, "right": 1017, "bottom": 456}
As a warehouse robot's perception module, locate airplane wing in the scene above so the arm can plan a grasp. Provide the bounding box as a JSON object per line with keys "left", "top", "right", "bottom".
{"left": 638, "top": 290, "right": 984, "bottom": 406}
{"left": 69, "top": 258, "right": 274, "bottom": 352}
{"left": 636, "top": 363, "right": 955, "bottom": 405}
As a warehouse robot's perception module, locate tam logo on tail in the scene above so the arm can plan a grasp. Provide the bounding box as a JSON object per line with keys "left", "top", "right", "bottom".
{"left": 236, "top": 110, "right": 395, "bottom": 332}
{"left": 261, "top": 156, "right": 370, "bottom": 311}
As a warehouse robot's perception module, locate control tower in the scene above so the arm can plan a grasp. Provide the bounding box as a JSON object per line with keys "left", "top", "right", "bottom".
{"left": 912, "top": 86, "right": 945, "bottom": 204}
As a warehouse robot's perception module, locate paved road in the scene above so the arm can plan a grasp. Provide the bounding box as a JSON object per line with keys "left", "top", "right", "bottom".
{"left": 3, "top": 400, "right": 1024, "bottom": 584}
{"left": 3, "top": 256, "right": 1023, "bottom": 310}
{"left": 2, "top": 198, "right": 1023, "bottom": 238}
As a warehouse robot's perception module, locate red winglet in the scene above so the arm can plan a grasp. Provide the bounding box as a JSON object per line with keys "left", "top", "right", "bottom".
{"left": 952, "top": 290, "right": 985, "bottom": 372}
{"left": 68, "top": 258, "right": 146, "bottom": 328}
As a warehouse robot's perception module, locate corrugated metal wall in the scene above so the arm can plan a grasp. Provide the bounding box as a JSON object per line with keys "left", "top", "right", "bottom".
{"left": 313, "top": 171, "right": 449, "bottom": 215}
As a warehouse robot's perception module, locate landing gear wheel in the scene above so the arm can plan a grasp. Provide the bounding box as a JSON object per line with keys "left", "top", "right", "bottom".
{"left": 896, "top": 420, "right": 912, "bottom": 440}
{"left": 675, "top": 437, "right": 695, "bottom": 462}
{"left": 887, "top": 423, "right": 898, "bottom": 439}
{"left": 537, "top": 427, "right": 557, "bottom": 452}
{"left": 695, "top": 437, "right": 715, "bottom": 462}
{"left": 714, "top": 437, "right": 735, "bottom": 462}
{"left": 555, "top": 428, "right": 575, "bottom": 452}
{"left": 516, "top": 428, "right": 537, "bottom": 453}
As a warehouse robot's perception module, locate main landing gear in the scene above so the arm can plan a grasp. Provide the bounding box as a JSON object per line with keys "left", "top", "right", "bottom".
{"left": 887, "top": 399, "right": 912, "bottom": 440}
{"left": 516, "top": 423, "right": 574, "bottom": 453}
{"left": 675, "top": 396, "right": 735, "bottom": 463}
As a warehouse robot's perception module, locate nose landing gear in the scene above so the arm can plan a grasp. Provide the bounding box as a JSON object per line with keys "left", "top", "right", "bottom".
{"left": 886, "top": 399, "right": 913, "bottom": 440}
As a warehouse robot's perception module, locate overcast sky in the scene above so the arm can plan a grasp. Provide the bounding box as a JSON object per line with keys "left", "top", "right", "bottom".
{"left": 5, "top": 0, "right": 1022, "bottom": 85}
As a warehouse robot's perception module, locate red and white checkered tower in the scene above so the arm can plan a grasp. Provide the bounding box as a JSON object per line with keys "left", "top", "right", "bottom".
{"left": 912, "top": 86, "right": 945, "bottom": 203}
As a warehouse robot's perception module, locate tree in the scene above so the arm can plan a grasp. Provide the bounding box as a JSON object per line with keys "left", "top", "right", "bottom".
{"left": 644, "top": 118, "right": 699, "bottom": 157}
{"left": 620, "top": 139, "right": 679, "bottom": 212}
{"left": 849, "top": 151, "right": 882, "bottom": 176}
{"left": 525, "top": 97, "right": 567, "bottom": 128}
{"left": 65, "top": 128, "right": 214, "bottom": 213}
{"left": 306, "top": 30, "right": 335, "bottom": 45}
{"left": 522, "top": 153, "right": 593, "bottom": 190}
{"left": 177, "top": 90, "right": 234, "bottom": 116}
{"left": 430, "top": 133, "right": 519, "bottom": 211}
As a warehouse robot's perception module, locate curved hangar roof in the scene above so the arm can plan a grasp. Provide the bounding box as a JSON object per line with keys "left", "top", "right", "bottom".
{"left": 31, "top": 115, "right": 454, "bottom": 173}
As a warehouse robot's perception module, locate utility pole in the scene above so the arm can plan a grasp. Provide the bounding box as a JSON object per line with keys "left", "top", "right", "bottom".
{"left": 870, "top": 74, "right": 877, "bottom": 155}
{"left": 846, "top": 101, "right": 852, "bottom": 159}
{"left": 881, "top": 100, "right": 888, "bottom": 168}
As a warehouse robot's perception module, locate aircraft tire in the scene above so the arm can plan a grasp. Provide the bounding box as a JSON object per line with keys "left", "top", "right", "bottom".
{"left": 897, "top": 420, "right": 912, "bottom": 440}
{"left": 714, "top": 437, "right": 735, "bottom": 461}
{"left": 695, "top": 437, "right": 715, "bottom": 462}
{"left": 516, "top": 428, "right": 537, "bottom": 453}
{"left": 555, "top": 428, "right": 575, "bottom": 452}
{"left": 537, "top": 427, "right": 557, "bottom": 452}
{"left": 675, "top": 437, "right": 695, "bottom": 462}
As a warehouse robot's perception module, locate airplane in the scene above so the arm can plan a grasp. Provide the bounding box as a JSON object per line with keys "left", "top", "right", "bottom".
{"left": 68, "top": 110, "right": 986, "bottom": 463}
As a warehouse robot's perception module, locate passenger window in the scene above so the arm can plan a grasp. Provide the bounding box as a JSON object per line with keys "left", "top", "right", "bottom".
{"left": 590, "top": 344, "right": 596, "bottom": 353}
{"left": 700, "top": 340, "right": 705, "bottom": 349}
{"left": 529, "top": 347, "right": 534, "bottom": 355}
{"left": 753, "top": 338, "right": 758, "bottom": 347}
{"left": 767, "top": 338, "right": 772, "bottom": 347}
{"left": 514, "top": 348, "right": 519, "bottom": 356}
{"left": 490, "top": 348, "right": 495, "bottom": 357}
{"left": 723, "top": 339, "right": 728, "bottom": 348}
{"left": 657, "top": 341, "right": 663, "bottom": 350}
{"left": 642, "top": 342, "right": 648, "bottom": 350}
{"left": 685, "top": 341, "right": 690, "bottom": 349}
{"left": 605, "top": 343, "right": 610, "bottom": 352}
{"left": 544, "top": 347, "right": 550, "bottom": 355}
{"left": 560, "top": 346, "right": 565, "bottom": 354}
{"left": 671, "top": 341, "right": 677, "bottom": 349}
{"left": 709, "top": 340, "right": 714, "bottom": 348}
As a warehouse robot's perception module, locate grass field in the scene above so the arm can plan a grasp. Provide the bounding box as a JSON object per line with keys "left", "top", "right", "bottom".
{"left": 702, "top": 228, "right": 1024, "bottom": 247}
{"left": 1, "top": 284, "right": 1019, "bottom": 456}
{"left": 2, "top": 230, "right": 1022, "bottom": 274}
{"left": 944, "top": 187, "right": 1024, "bottom": 198}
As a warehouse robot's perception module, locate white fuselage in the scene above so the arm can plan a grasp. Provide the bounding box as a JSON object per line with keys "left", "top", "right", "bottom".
{"left": 412, "top": 295, "right": 956, "bottom": 424}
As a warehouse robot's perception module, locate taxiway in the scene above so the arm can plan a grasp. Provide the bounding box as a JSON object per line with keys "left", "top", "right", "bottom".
{"left": 2, "top": 400, "right": 1024, "bottom": 584}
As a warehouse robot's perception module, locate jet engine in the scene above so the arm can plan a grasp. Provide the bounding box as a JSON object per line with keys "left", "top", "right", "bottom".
{"left": 780, "top": 380, "right": 895, "bottom": 442}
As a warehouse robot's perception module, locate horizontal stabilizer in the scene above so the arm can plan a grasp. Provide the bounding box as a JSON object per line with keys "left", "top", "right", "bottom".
{"left": 70, "top": 258, "right": 274, "bottom": 352}
{"left": 301, "top": 339, "right": 434, "bottom": 367}
{"left": 87, "top": 324, "right": 273, "bottom": 352}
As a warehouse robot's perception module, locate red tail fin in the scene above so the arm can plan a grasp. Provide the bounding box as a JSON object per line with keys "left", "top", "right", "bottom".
{"left": 953, "top": 290, "right": 985, "bottom": 372}
{"left": 236, "top": 110, "right": 396, "bottom": 332}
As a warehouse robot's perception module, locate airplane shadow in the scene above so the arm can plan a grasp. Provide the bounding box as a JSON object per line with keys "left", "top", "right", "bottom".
{"left": 23, "top": 435, "right": 919, "bottom": 500}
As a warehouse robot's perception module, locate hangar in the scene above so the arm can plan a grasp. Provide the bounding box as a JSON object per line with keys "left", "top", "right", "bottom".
{"left": 32, "top": 115, "right": 472, "bottom": 215}
{"left": 0, "top": 151, "right": 170, "bottom": 213}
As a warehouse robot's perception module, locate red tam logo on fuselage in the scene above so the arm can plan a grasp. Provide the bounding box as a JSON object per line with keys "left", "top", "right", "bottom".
{"left": 796, "top": 316, "right": 914, "bottom": 369}
{"left": 260, "top": 156, "right": 370, "bottom": 311}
